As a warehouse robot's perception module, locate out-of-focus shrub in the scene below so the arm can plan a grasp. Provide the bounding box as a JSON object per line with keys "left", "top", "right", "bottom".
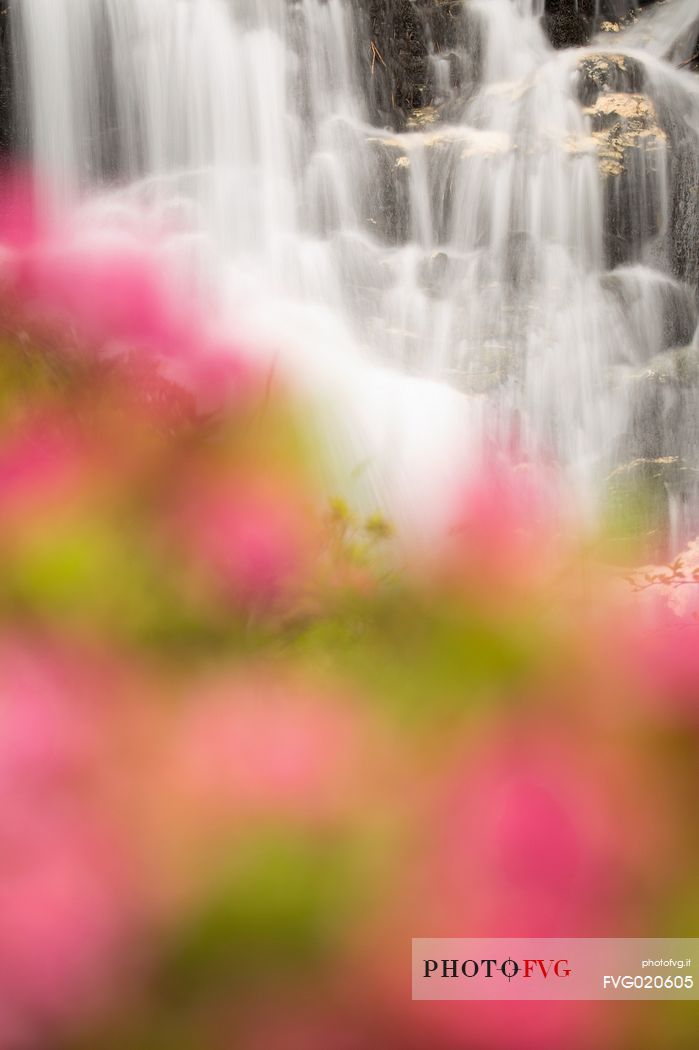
{"left": 0, "top": 177, "right": 697, "bottom": 1049}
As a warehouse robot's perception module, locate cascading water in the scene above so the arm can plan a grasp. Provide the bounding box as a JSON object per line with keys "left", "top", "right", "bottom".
{"left": 11, "top": 0, "right": 699, "bottom": 537}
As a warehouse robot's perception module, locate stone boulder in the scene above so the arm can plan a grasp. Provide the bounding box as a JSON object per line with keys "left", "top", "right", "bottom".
{"left": 584, "top": 92, "right": 667, "bottom": 267}
{"left": 601, "top": 271, "right": 698, "bottom": 362}
{"left": 576, "top": 53, "right": 645, "bottom": 107}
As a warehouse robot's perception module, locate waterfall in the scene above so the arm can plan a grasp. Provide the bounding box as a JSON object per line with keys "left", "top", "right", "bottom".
{"left": 11, "top": 0, "right": 699, "bottom": 537}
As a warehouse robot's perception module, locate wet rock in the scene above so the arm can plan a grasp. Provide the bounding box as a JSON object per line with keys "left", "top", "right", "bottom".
{"left": 405, "top": 104, "right": 440, "bottom": 129}
{"left": 331, "top": 231, "right": 394, "bottom": 319}
{"left": 363, "top": 0, "right": 431, "bottom": 129}
{"left": 657, "top": 104, "right": 699, "bottom": 290}
{"left": 0, "top": 5, "right": 14, "bottom": 155}
{"left": 418, "top": 250, "right": 450, "bottom": 296}
{"left": 364, "top": 135, "right": 412, "bottom": 243}
{"left": 585, "top": 93, "right": 667, "bottom": 267}
{"left": 424, "top": 1, "right": 481, "bottom": 105}
{"left": 601, "top": 271, "right": 698, "bottom": 360}
{"left": 610, "top": 343, "right": 699, "bottom": 554}
{"left": 446, "top": 338, "right": 514, "bottom": 395}
{"left": 504, "top": 231, "right": 537, "bottom": 292}
{"left": 542, "top": 0, "right": 648, "bottom": 49}
{"left": 605, "top": 454, "right": 684, "bottom": 552}
{"left": 597, "top": 0, "right": 644, "bottom": 26}
{"left": 361, "top": 1, "right": 477, "bottom": 130}
{"left": 586, "top": 92, "right": 660, "bottom": 137}
{"left": 362, "top": 122, "right": 512, "bottom": 246}
{"left": 671, "top": 144, "right": 699, "bottom": 289}
{"left": 542, "top": 0, "right": 621, "bottom": 50}
{"left": 614, "top": 343, "right": 699, "bottom": 502}
{"left": 639, "top": 81, "right": 699, "bottom": 290}
{"left": 576, "top": 53, "right": 645, "bottom": 107}
{"left": 422, "top": 0, "right": 468, "bottom": 53}
{"left": 656, "top": 344, "right": 699, "bottom": 387}
{"left": 655, "top": 285, "right": 697, "bottom": 353}
{"left": 689, "top": 29, "right": 699, "bottom": 72}
{"left": 543, "top": 2, "right": 593, "bottom": 50}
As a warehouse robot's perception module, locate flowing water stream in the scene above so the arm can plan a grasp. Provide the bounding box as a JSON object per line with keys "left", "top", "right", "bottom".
{"left": 11, "top": 0, "right": 699, "bottom": 536}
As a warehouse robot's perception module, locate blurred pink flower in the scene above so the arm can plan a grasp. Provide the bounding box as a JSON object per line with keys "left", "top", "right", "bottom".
{"left": 170, "top": 476, "right": 314, "bottom": 607}
{"left": 443, "top": 462, "right": 562, "bottom": 592}
{"left": 424, "top": 724, "right": 661, "bottom": 935}
{"left": 0, "top": 824, "right": 136, "bottom": 1036}
{"left": 618, "top": 540, "right": 699, "bottom": 716}
{"left": 623, "top": 593, "right": 699, "bottom": 717}
{"left": 176, "top": 675, "right": 363, "bottom": 825}
{"left": 0, "top": 170, "right": 43, "bottom": 252}
{"left": 0, "top": 174, "right": 252, "bottom": 413}
{"left": 0, "top": 638, "right": 142, "bottom": 1041}
{"left": 0, "top": 638, "right": 99, "bottom": 793}
{"left": 406, "top": 1000, "right": 622, "bottom": 1050}
{"left": 0, "top": 416, "right": 87, "bottom": 534}
{"left": 241, "top": 1005, "right": 368, "bottom": 1050}
{"left": 365, "top": 722, "right": 667, "bottom": 1050}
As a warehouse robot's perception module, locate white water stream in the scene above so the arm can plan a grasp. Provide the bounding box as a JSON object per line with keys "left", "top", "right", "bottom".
{"left": 13, "top": 0, "right": 699, "bottom": 536}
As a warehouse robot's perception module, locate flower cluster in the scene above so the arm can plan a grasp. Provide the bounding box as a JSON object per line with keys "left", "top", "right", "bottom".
{"left": 0, "top": 177, "right": 697, "bottom": 1050}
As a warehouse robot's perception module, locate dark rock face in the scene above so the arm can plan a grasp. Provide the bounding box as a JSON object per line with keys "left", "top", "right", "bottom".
{"left": 689, "top": 30, "right": 699, "bottom": 73}
{"left": 650, "top": 91, "right": 699, "bottom": 291}
{"left": 361, "top": 0, "right": 473, "bottom": 130}
{"left": 573, "top": 8, "right": 699, "bottom": 276}
{"left": 601, "top": 272, "right": 698, "bottom": 360}
{"left": 583, "top": 87, "right": 667, "bottom": 268}
{"left": 541, "top": 0, "right": 638, "bottom": 51}
{"left": 668, "top": 131, "right": 699, "bottom": 290}
{"left": 423, "top": 0, "right": 466, "bottom": 53}
{"left": 0, "top": 6, "right": 14, "bottom": 155}
{"left": 364, "top": 134, "right": 412, "bottom": 242}
{"left": 611, "top": 316, "right": 699, "bottom": 533}
{"left": 364, "top": 0, "right": 431, "bottom": 128}
{"left": 543, "top": 0, "right": 594, "bottom": 51}
{"left": 577, "top": 52, "right": 645, "bottom": 107}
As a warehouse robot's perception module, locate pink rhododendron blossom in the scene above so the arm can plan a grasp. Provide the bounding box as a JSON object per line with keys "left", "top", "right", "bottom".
{"left": 0, "top": 639, "right": 142, "bottom": 1038}
{"left": 0, "top": 825, "right": 136, "bottom": 1030}
{"left": 170, "top": 476, "right": 314, "bottom": 606}
{"left": 13, "top": 241, "right": 250, "bottom": 406}
{"left": 0, "top": 174, "right": 252, "bottom": 412}
{"left": 15, "top": 245, "right": 175, "bottom": 348}
{"left": 0, "top": 417, "right": 87, "bottom": 533}
{"left": 0, "top": 170, "right": 43, "bottom": 252}
{"left": 0, "top": 170, "right": 694, "bottom": 1050}
{"left": 624, "top": 594, "right": 699, "bottom": 716}
{"left": 242, "top": 1006, "right": 368, "bottom": 1050}
{"left": 620, "top": 540, "right": 699, "bottom": 715}
{"left": 0, "top": 639, "right": 100, "bottom": 793}
{"left": 364, "top": 723, "right": 668, "bottom": 1050}
{"left": 628, "top": 539, "right": 699, "bottom": 621}
{"left": 423, "top": 725, "right": 661, "bottom": 935}
{"left": 176, "top": 676, "right": 362, "bottom": 824}
{"left": 407, "top": 1001, "right": 620, "bottom": 1050}
{"left": 443, "top": 462, "right": 562, "bottom": 590}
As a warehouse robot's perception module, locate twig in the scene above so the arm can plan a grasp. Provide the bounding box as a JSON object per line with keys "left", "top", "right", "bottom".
{"left": 370, "top": 40, "right": 386, "bottom": 75}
